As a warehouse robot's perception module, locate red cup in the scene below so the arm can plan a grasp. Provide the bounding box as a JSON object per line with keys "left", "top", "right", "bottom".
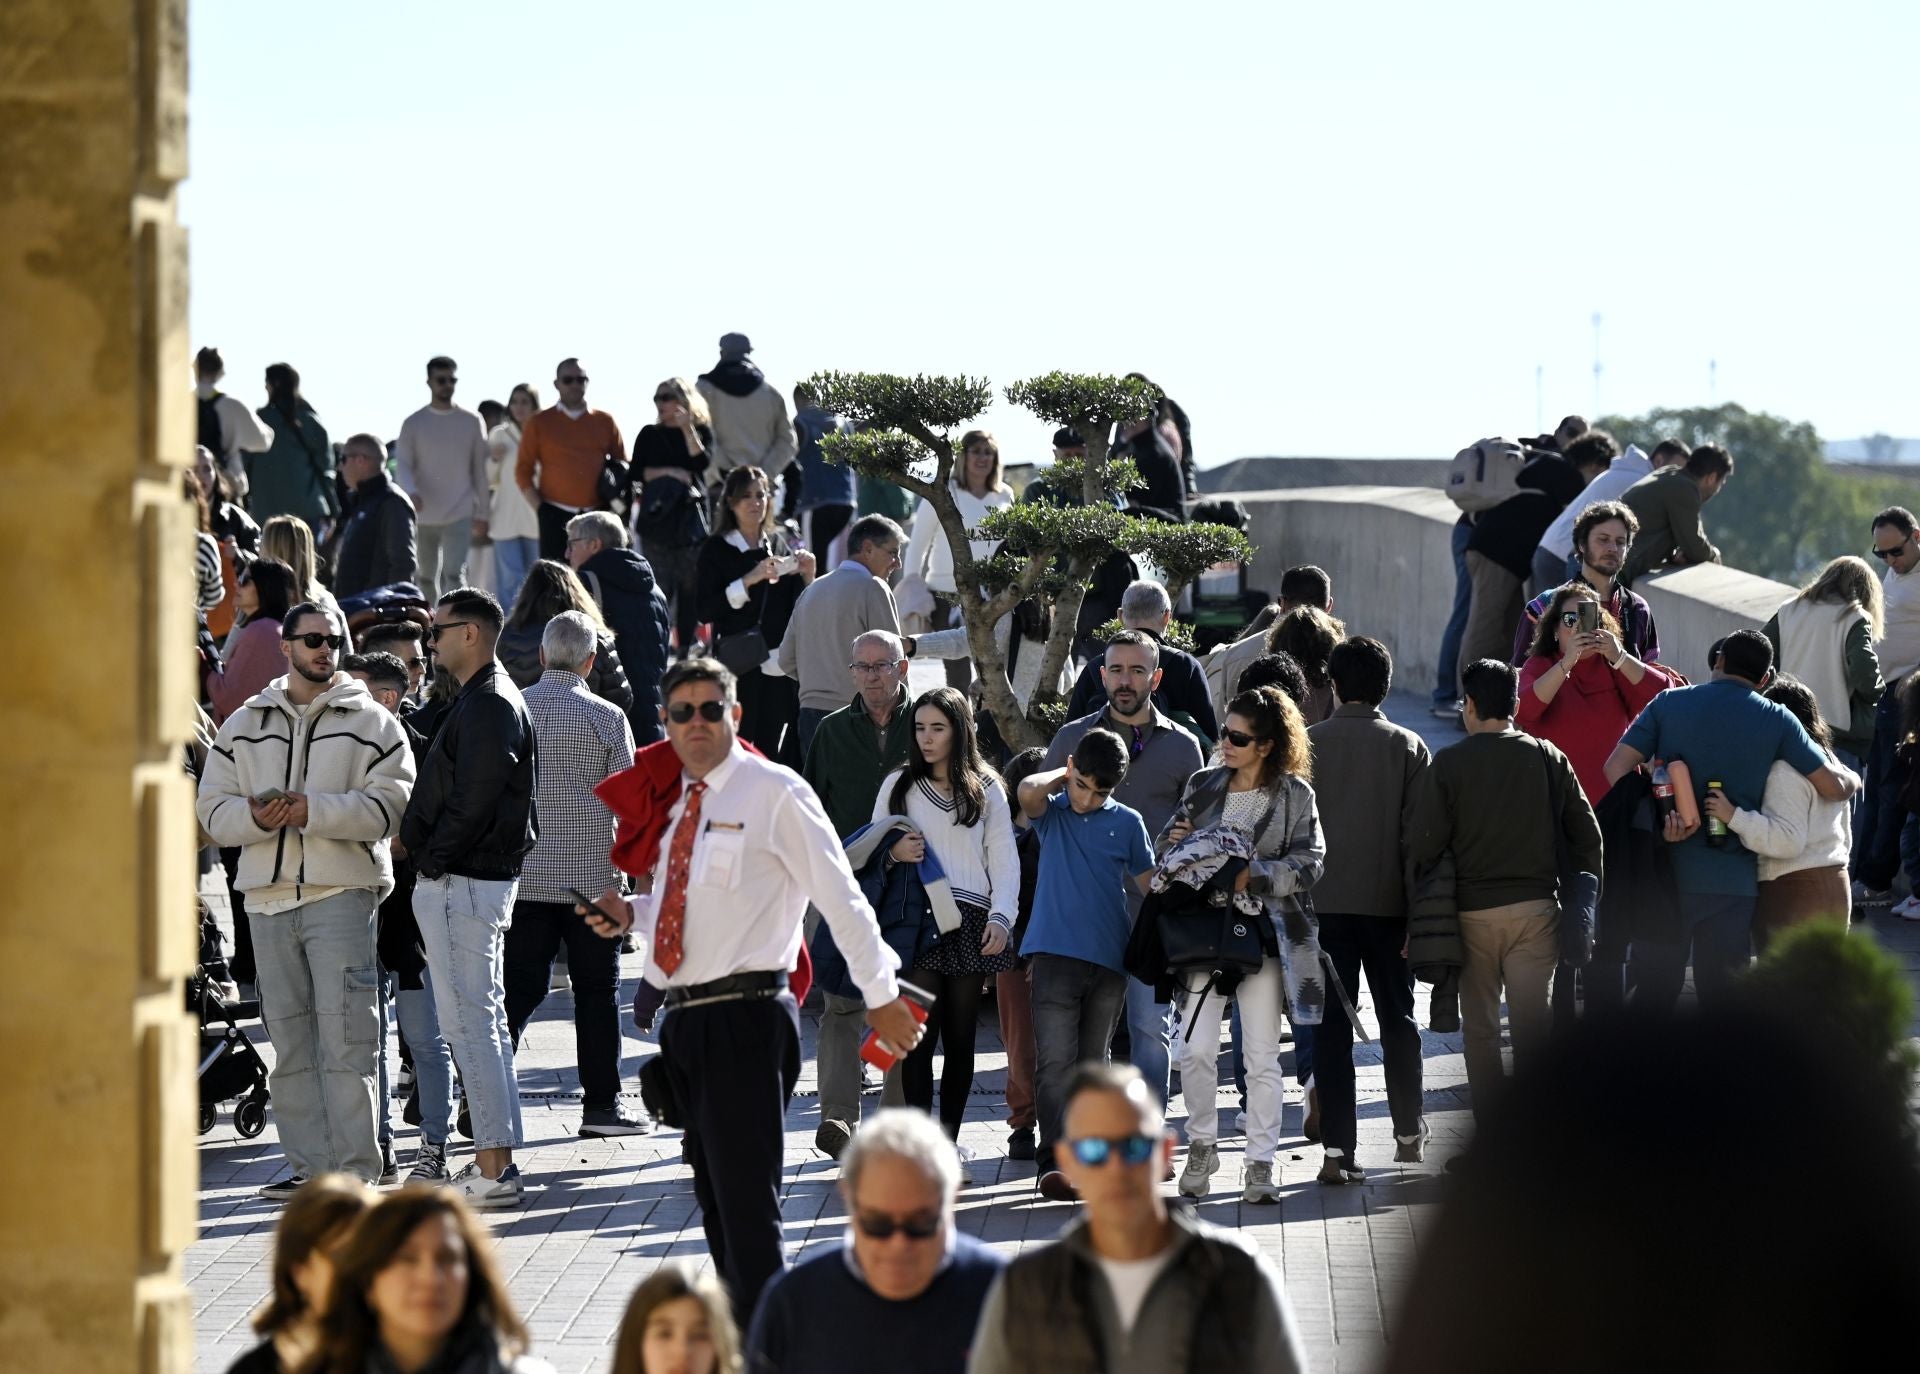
{"left": 860, "top": 979, "right": 935, "bottom": 1071}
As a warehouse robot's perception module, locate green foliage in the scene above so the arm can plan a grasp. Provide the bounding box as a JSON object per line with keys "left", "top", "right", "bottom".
{"left": 1032, "top": 455, "right": 1146, "bottom": 501}
{"left": 1005, "top": 372, "right": 1159, "bottom": 428}
{"left": 1599, "top": 403, "right": 1918, "bottom": 583}
{"left": 817, "top": 428, "right": 935, "bottom": 482}
{"left": 1089, "top": 616, "right": 1198, "bottom": 654}
{"left": 804, "top": 372, "right": 992, "bottom": 434}
{"left": 1131, "top": 521, "right": 1255, "bottom": 598}
{"left": 977, "top": 502, "right": 1134, "bottom": 563}
{"left": 1024, "top": 699, "right": 1070, "bottom": 742}
{"left": 973, "top": 549, "right": 1073, "bottom": 598}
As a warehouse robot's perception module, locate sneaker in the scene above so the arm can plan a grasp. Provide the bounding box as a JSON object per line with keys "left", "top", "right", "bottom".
{"left": 1179, "top": 1142, "right": 1220, "bottom": 1198}
{"left": 1007, "top": 1127, "right": 1037, "bottom": 1162}
{"left": 1853, "top": 882, "right": 1894, "bottom": 909}
{"left": 1318, "top": 1152, "right": 1365, "bottom": 1186}
{"left": 1037, "top": 1170, "right": 1080, "bottom": 1203}
{"left": 1242, "top": 1160, "right": 1282, "bottom": 1204}
{"left": 407, "top": 1142, "right": 449, "bottom": 1184}
{"left": 815, "top": 1119, "right": 853, "bottom": 1160}
{"left": 861, "top": 1063, "right": 883, "bottom": 1094}
{"left": 1430, "top": 700, "right": 1462, "bottom": 720}
{"left": 579, "top": 1101, "right": 652, "bottom": 1137}
{"left": 1302, "top": 1084, "right": 1321, "bottom": 1144}
{"left": 1892, "top": 895, "right": 1920, "bottom": 921}
{"left": 257, "top": 1170, "right": 310, "bottom": 1201}
{"left": 379, "top": 1142, "right": 400, "bottom": 1185}
{"left": 1394, "top": 1120, "right": 1430, "bottom": 1164}
{"left": 450, "top": 1162, "right": 524, "bottom": 1210}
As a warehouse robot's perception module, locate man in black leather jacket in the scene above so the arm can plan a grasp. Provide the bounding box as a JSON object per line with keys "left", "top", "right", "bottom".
{"left": 332, "top": 433, "right": 419, "bottom": 598}
{"left": 565, "top": 509, "right": 671, "bottom": 744}
{"left": 398, "top": 586, "right": 538, "bottom": 1210}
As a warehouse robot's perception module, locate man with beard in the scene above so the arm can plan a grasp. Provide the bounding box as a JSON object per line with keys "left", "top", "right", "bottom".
{"left": 1045, "top": 631, "right": 1204, "bottom": 1119}
{"left": 696, "top": 332, "right": 797, "bottom": 493}
{"left": 196, "top": 603, "right": 416, "bottom": 1197}
{"left": 1508, "top": 500, "right": 1662, "bottom": 667}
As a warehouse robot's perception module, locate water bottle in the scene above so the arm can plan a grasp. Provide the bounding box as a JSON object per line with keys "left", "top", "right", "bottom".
{"left": 1651, "top": 761, "right": 1677, "bottom": 823}
{"left": 1705, "top": 780, "right": 1730, "bottom": 848}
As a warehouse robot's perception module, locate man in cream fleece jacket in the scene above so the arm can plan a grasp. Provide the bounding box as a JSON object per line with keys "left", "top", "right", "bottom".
{"left": 196, "top": 602, "right": 416, "bottom": 1196}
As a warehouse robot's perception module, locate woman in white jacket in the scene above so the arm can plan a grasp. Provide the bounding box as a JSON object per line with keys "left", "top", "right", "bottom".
{"left": 1703, "top": 673, "right": 1857, "bottom": 951}
{"left": 897, "top": 429, "right": 1014, "bottom": 689}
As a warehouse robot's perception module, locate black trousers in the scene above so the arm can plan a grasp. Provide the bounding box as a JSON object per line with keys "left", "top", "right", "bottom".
{"left": 900, "top": 968, "right": 985, "bottom": 1137}
{"left": 658, "top": 992, "right": 801, "bottom": 1326}
{"left": 537, "top": 501, "right": 575, "bottom": 561}
{"left": 502, "top": 900, "right": 623, "bottom": 1106}
{"left": 1313, "top": 913, "right": 1424, "bottom": 1158}
{"left": 218, "top": 846, "right": 257, "bottom": 985}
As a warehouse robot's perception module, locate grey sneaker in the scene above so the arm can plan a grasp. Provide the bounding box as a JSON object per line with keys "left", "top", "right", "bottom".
{"left": 814, "top": 1119, "right": 853, "bottom": 1160}
{"left": 579, "top": 1101, "right": 652, "bottom": 1137}
{"left": 450, "top": 1162, "right": 524, "bottom": 1210}
{"left": 1394, "top": 1120, "right": 1430, "bottom": 1164}
{"left": 407, "top": 1141, "right": 449, "bottom": 1184}
{"left": 1242, "top": 1160, "right": 1281, "bottom": 1204}
{"left": 1178, "top": 1142, "right": 1220, "bottom": 1198}
{"left": 258, "top": 1170, "right": 310, "bottom": 1202}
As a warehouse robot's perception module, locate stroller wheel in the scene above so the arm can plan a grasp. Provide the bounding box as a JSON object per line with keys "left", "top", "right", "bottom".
{"left": 199, "top": 1103, "right": 217, "bottom": 1135}
{"left": 234, "top": 1092, "right": 269, "bottom": 1139}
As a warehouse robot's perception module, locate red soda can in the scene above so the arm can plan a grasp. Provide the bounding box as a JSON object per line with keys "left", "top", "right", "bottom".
{"left": 860, "top": 979, "right": 935, "bottom": 1071}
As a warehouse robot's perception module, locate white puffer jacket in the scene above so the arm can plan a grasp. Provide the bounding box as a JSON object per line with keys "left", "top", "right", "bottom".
{"left": 196, "top": 674, "right": 415, "bottom": 903}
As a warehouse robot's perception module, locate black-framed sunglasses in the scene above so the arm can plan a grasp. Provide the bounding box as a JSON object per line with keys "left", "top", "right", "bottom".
{"left": 1067, "top": 1134, "right": 1157, "bottom": 1168}
{"left": 557, "top": 374, "right": 588, "bottom": 385}
{"left": 853, "top": 1210, "right": 941, "bottom": 1241}
{"left": 653, "top": 392, "right": 678, "bottom": 404}
{"left": 284, "top": 632, "right": 345, "bottom": 650}
{"left": 1872, "top": 538, "right": 1911, "bottom": 562}
{"left": 1221, "top": 727, "right": 1269, "bottom": 749}
{"left": 666, "top": 701, "right": 728, "bottom": 724}
{"left": 1559, "top": 610, "right": 1584, "bottom": 628}
{"left": 426, "top": 621, "right": 476, "bottom": 642}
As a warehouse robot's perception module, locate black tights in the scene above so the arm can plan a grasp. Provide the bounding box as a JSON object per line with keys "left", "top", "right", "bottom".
{"left": 900, "top": 969, "right": 985, "bottom": 1137}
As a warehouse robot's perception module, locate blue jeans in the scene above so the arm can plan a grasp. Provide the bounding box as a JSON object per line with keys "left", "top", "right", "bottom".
{"left": 492, "top": 536, "right": 539, "bottom": 607}
{"left": 1851, "top": 684, "right": 1906, "bottom": 890}
{"left": 374, "top": 967, "right": 395, "bottom": 1148}
{"left": 1028, "top": 954, "right": 1127, "bottom": 1157}
{"left": 413, "top": 874, "right": 523, "bottom": 1151}
{"left": 1123, "top": 976, "right": 1174, "bottom": 1107}
{"left": 248, "top": 888, "right": 383, "bottom": 1180}
{"left": 396, "top": 968, "right": 455, "bottom": 1148}
{"left": 1433, "top": 516, "right": 1474, "bottom": 704}
{"left": 1635, "top": 893, "right": 1755, "bottom": 1011}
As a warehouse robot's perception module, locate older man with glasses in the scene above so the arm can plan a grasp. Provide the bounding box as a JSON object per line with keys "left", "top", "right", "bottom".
{"left": 745, "top": 1109, "right": 1006, "bottom": 1374}
{"left": 515, "top": 356, "right": 626, "bottom": 560}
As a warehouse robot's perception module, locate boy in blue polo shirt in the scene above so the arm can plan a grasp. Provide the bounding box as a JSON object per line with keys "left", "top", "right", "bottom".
{"left": 1016, "top": 727, "right": 1156, "bottom": 1200}
{"left": 1605, "top": 629, "right": 1858, "bottom": 1006}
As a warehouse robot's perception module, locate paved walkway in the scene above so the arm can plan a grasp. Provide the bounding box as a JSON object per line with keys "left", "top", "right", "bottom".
{"left": 186, "top": 695, "right": 1920, "bottom": 1373}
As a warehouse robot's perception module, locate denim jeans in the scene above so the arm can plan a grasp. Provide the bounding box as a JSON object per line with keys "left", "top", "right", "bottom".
{"left": 396, "top": 968, "right": 455, "bottom": 1148}
{"left": 374, "top": 967, "right": 395, "bottom": 1148}
{"left": 413, "top": 873, "right": 523, "bottom": 1151}
{"left": 1122, "top": 976, "right": 1174, "bottom": 1107}
{"left": 1028, "top": 954, "right": 1127, "bottom": 1155}
{"left": 504, "top": 899, "right": 625, "bottom": 1106}
{"left": 1433, "top": 516, "right": 1474, "bottom": 704}
{"left": 415, "top": 519, "right": 474, "bottom": 603}
{"left": 1851, "top": 683, "right": 1906, "bottom": 890}
{"left": 249, "top": 888, "right": 383, "bottom": 1180}
{"left": 1634, "top": 893, "right": 1756, "bottom": 1012}
{"left": 491, "top": 536, "right": 539, "bottom": 607}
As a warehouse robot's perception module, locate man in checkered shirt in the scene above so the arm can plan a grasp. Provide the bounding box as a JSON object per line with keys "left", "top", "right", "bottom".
{"left": 502, "top": 609, "right": 646, "bottom": 1135}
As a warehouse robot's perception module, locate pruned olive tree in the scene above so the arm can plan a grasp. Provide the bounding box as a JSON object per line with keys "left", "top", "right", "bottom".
{"left": 808, "top": 370, "right": 1252, "bottom": 752}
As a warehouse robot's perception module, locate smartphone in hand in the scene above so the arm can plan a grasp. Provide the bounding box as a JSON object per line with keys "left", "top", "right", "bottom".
{"left": 252, "top": 788, "right": 289, "bottom": 805}
{"left": 567, "top": 886, "right": 620, "bottom": 924}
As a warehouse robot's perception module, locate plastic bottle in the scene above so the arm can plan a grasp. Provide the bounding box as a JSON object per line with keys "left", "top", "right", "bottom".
{"left": 1651, "top": 760, "right": 1677, "bottom": 823}
{"left": 1705, "top": 780, "right": 1730, "bottom": 848}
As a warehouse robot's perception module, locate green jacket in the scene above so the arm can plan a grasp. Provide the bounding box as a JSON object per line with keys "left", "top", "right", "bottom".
{"left": 1620, "top": 467, "right": 1716, "bottom": 587}
{"left": 246, "top": 400, "right": 335, "bottom": 533}
{"left": 801, "top": 687, "right": 915, "bottom": 838}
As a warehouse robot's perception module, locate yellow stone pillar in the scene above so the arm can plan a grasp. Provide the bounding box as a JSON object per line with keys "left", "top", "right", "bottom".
{"left": 0, "top": 2, "right": 199, "bottom": 1370}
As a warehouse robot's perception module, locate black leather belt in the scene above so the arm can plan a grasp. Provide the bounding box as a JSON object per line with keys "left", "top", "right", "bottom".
{"left": 663, "top": 970, "right": 788, "bottom": 1009}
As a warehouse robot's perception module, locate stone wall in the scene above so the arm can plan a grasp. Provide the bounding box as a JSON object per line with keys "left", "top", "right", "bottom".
{"left": 1235, "top": 485, "right": 1797, "bottom": 693}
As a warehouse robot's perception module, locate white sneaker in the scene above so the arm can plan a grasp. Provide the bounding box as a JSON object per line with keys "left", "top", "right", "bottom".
{"left": 1895, "top": 895, "right": 1920, "bottom": 921}
{"left": 450, "top": 1162, "right": 524, "bottom": 1210}
{"left": 1242, "top": 1159, "right": 1282, "bottom": 1204}
{"left": 1179, "top": 1142, "right": 1220, "bottom": 1198}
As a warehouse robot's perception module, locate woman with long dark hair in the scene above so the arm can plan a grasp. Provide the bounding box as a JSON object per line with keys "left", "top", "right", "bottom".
{"left": 695, "top": 466, "right": 814, "bottom": 764}
{"left": 1161, "top": 685, "right": 1325, "bottom": 1205}
{"left": 497, "top": 558, "right": 634, "bottom": 717}
{"left": 629, "top": 376, "right": 715, "bottom": 655}
{"left": 872, "top": 686, "right": 1020, "bottom": 1138}
{"left": 206, "top": 557, "right": 299, "bottom": 723}
{"left": 609, "top": 1262, "right": 741, "bottom": 1374}
{"left": 314, "top": 1189, "right": 548, "bottom": 1374}
{"left": 224, "top": 1175, "right": 373, "bottom": 1374}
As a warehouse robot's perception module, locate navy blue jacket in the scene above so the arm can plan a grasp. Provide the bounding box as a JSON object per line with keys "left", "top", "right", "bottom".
{"left": 811, "top": 819, "right": 937, "bottom": 1000}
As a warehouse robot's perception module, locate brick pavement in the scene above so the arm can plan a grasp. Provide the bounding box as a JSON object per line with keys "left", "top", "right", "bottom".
{"left": 186, "top": 695, "right": 1920, "bottom": 1373}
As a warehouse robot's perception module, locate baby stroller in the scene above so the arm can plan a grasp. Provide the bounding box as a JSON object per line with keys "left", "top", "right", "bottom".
{"left": 189, "top": 971, "right": 272, "bottom": 1138}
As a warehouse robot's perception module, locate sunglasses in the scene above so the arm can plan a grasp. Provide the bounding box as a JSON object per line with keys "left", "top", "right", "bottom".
{"left": 1221, "top": 727, "right": 1268, "bottom": 749}
{"left": 854, "top": 1211, "right": 941, "bottom": 1241}
{"left": 404, "top": 657, "right": 427, "bottom": 669}
{"left": 653, "top": 393, "right": 678, "bottom": 404}
{"left": 426, "top": 621, "right": 477, "bottom": 642}
{"left": 1067, "top": 1134, "right": 1158, "bottom": 1168}
{"left": 285, "top": 633, "right": 345, "bottom": 650}
{"left": 667, "top": 701, "right": 729, "bottom": 724}
{"left": 558, "top": 374, "right": 588, "bottom": 385}
{"left": 1559, "top": 610, "right": 1584, "bottom": 628}
{"left": 1872, "top": 540, "right": 1910, "bottom": 561}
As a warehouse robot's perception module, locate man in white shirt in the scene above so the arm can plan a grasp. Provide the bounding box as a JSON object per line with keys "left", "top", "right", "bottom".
{"left": 394, "top": 355, "right": 491, "bottom": 601}
{"left": 1531, "top": 437, "right": 1690, "bottom": 592}
{"left": 581, "top": 656, "right": 924, "bottom": 1322}
{"left": 1857, "top": 506, "right": 1920, "bottom": 907}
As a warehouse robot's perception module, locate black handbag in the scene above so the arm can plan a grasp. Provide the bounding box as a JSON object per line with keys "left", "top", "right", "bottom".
{"left": 1150, "top": 868, "right": 1268, "bottom": 1041}
{"left": 713, "top": 547, "right": 773, "bottom": 673}
{"left": 1536, "top": 739, "right": 1601, "bottom": 967}
{"left": 637, "top": 476, "right": 708, "bottom": 548}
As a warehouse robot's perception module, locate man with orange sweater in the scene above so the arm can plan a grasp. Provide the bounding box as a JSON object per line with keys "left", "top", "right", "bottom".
{"left": 515, "top": 357, "right": 625, "bottom": 559}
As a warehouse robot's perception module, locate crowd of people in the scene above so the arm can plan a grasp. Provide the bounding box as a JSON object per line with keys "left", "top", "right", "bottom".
{"left": 186, "top": 347, "right": 1920, "bottom": 1371}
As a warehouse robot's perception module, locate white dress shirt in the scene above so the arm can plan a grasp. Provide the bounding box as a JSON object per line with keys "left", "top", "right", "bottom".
{"left": 626, "top": 744, "right": 902, "bottom": 1007}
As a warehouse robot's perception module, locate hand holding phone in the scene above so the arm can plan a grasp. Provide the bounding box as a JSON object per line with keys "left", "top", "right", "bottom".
{"left": 773, "top": 554, "right": 799, "bottom": 577}
{"left": 570, "top": 886, "right": 632, "bottom": 941}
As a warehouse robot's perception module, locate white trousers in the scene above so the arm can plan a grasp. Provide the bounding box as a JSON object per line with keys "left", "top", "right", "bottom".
{"left": 1177, "top": 953, "right": 1288, "bottom": 1164}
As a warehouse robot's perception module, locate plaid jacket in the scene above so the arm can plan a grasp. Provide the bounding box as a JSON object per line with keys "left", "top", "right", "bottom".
{"left": 518, "top": 669, "right": 636, "bottom": 903}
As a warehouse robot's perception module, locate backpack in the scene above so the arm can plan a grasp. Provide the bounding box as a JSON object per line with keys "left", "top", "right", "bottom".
{"left": 1445, "top": 436, "right": 1528, "bottom": 513}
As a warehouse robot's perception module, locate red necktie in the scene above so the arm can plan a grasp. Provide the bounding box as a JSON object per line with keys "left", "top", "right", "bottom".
{"left": 653, "top": 781, "right": 705, "bottom": 975}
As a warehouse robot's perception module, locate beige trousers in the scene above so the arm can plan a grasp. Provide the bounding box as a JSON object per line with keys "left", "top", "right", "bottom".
{"left": 1458, "top": 898, "right": 1559, "bottom": 1117}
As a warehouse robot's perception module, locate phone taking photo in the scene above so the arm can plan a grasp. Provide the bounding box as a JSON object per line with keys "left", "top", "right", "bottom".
{"left": 1576, "top": 601, "right": 1601, "bottom": 635}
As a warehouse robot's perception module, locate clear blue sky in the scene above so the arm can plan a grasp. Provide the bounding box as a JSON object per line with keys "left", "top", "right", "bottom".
{"left": 184, "top": 0, "right": 1920, "bottom": 465}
